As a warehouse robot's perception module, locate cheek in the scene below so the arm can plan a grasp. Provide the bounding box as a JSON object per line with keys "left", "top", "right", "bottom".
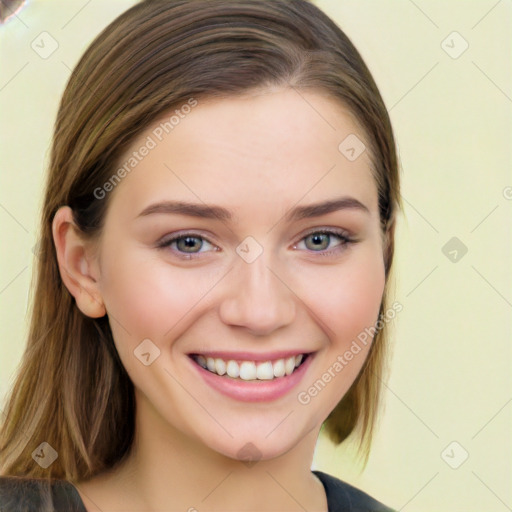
{"left": 294, "top": 249, "right": 385, "bottom": 411}
{"left": 294, "top": 248, "right": 385, "bottom": 347}
{"left": 97, "top": 244, "right": 220, "bottom": 357}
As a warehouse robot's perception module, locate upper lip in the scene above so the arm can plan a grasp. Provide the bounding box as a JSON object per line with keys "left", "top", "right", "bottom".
{"left": 188, "top": 350, "right": 313, "bottom": 361}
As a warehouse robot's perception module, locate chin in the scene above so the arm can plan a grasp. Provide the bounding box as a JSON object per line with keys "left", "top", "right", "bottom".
{"left": 200, "top": 422, "right": 316, "bottom": 465}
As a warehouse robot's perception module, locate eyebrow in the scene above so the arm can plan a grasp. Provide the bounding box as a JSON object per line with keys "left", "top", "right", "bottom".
{"left": 136, "top": 196, "right": 370, "bottom": 223}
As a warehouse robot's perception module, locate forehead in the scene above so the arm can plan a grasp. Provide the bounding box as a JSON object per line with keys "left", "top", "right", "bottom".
{"left": 105, "top": 88, "right": 378, "bottom": 222}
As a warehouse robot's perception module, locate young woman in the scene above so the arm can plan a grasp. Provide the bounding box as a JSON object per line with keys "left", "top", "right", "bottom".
{"left": 0, "top": 1, "right": 400, "bottom": 510}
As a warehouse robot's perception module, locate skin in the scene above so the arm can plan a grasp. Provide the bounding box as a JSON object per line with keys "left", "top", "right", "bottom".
{"left": 53, "top": 87, "right": 386, "bottom": 511}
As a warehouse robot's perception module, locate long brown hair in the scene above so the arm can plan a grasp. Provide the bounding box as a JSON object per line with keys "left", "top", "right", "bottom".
{"left": 0, "top": 0, "right": 400, "bottom": 482}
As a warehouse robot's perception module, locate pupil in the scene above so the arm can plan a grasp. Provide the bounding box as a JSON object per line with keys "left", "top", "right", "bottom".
{"left": 179, "top": 237, "right": 201, "bottom": 252}
{"left": 309, "top": 233, "right": 328, "bottom": 251}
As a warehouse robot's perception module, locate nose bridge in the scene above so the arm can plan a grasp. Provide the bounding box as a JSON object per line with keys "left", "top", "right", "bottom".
{"left": 243, "top": 253, "right": 279, "bottom": 299}
{"left": 219, "top": 248, "right": 296, "bottom": 335}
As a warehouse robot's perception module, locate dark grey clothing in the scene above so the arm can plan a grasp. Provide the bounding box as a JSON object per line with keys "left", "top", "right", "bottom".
{"left": 313, "top": 470, "right": 395, "bottom": 511}
{"left": 0, "top": 470, "right": 395, "bottom": 511}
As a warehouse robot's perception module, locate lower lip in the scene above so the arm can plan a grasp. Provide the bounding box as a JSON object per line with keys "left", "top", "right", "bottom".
{"left": 189, "top": 354, "right": 314, "bottom": 403}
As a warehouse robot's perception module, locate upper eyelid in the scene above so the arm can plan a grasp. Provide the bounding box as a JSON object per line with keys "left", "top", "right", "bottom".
{"left": 299, "top": 227, "right": 351, "bottom": 239}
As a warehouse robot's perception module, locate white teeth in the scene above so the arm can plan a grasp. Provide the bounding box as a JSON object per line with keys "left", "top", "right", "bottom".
{"left": 256, "top": 361, "right": 274, "bottom": 380}
{"left": 206, "top": 357, "right": 216, "bottom": 372}
{"left": 226, "top": 360, "right": 240, "bottom": 378}
{"left": 273, "top": 359, "right": 285, "bottom": 378}
{"left": 214, "top": 358, "right": 226, "bottom": 376}
{"left": 284, "top": 356, "right": 295, "bottom": 376}
{"left": 239, "top": 361, "right": 257, "bottom": 380}
{"left": 194, "top": 354, "right": 306, "bottom": 380}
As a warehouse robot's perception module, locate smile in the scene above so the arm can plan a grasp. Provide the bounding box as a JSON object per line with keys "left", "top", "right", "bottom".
{"left": 188, "top": 350, "right": 315, "bottom": 402}
{"left": 190, "top": 353, "right": 307, "bottom": 381}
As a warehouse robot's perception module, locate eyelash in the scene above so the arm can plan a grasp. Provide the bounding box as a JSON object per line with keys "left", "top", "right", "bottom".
{"left": 156, "top": 228, "right": 356, "bottom": 260}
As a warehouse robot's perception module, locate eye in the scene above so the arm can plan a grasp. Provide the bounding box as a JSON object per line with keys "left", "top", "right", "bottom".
{"left": 156, "top": 228, "right": 355, "bottom": 260}
{"left": 157, "top": 233, "right": 217, "bottom": 259}
{"left": 294, "top": 229, "right": 354, "bottom": 255}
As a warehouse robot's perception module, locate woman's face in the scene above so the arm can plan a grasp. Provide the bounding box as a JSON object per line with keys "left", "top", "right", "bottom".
{"left": 91, "top": 88, "right": 385, "bottom": 461}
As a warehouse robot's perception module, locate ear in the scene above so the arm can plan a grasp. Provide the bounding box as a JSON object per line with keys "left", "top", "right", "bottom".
{"left": 52, "top": 206, "right": 106, "bottom": 318}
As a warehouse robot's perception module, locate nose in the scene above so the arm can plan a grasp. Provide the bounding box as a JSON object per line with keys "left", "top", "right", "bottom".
{"left": 218, "top": 253, "right": 296, "bottom": 336}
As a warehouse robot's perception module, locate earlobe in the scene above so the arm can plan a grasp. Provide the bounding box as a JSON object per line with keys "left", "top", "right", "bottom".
{"left": 52, "top": 206, "right": 106, "bottom": 318}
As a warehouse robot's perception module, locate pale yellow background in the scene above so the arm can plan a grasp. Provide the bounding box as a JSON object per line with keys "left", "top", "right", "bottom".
{"left": 1, "top": 1, "right": 511, "bottom": 510}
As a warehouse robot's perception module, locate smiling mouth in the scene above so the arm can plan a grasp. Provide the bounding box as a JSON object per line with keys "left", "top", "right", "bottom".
{"left": 189, "top": 353, "right": 310, "bottom": 381}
